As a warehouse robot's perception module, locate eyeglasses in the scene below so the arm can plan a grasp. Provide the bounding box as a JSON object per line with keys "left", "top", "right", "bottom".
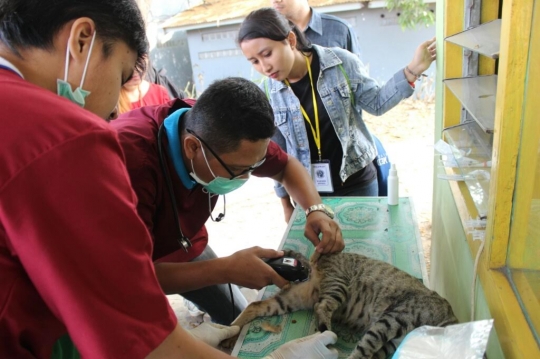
{"left": 186, "top": 128, "right": 266, "bottom": 179}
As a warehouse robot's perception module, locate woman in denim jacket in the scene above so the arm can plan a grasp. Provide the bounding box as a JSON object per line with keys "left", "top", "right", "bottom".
{"left": 238, "top": 8, "right": 436, "bottom": 221}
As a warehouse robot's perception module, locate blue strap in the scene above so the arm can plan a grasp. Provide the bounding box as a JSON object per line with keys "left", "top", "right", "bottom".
{"left": 162, "top": 108, "right": 197, "bottom": 190}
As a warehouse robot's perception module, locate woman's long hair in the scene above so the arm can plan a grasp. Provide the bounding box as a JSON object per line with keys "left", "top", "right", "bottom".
{"left": 117, "top": 87, "right": 136, "bottom": 115}
{"left": 237, "top": 7, "right": 312, "bottom": 53}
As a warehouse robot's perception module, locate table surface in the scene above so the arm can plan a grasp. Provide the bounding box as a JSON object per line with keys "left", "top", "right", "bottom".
{"left": 231, "top": 197, "right": 427, "bottom": 358}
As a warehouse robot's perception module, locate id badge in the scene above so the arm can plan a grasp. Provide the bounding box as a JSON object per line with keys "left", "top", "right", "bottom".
{"left": 311, "top": 160, "right": 334, "bottom": 193}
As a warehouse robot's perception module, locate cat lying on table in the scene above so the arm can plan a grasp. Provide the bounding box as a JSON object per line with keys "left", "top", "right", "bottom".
{"left": 226, "top": 250, "right": 458, "bottom": 359}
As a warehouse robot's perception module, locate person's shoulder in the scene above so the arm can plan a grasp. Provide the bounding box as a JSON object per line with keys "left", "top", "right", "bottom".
{"left": 318, "top": 11, "right": 353, "bottom": 28}
{"left": 315, "top": 45, "right": 351, "bottom": 61}
{"left": 152, "top": 83, "right": 170, "bottom": 97}
{"left": 0, "top": 74, "right": 119, "bottom": 186}
{"left": 112, "top": 98, "right": 181, "bottom": 132}
{"left": 111, "top": 99, "right": 188, "bottom": 156}
{"left": 0, "top": 74, "right": 112, "bottom": 139}
{"left": 329, "top": 46, "right": 355, "bottom": 58}
{"left": 111, "top": 104, "right": 163, "bottom": 149}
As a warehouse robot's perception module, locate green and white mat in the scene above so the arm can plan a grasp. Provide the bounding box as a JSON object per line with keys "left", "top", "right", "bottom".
{"left": 231, "top": 197, "right": 428, "bottom": 358}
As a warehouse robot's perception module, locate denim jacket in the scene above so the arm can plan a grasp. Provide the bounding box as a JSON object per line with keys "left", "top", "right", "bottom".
{"left": 264, "top": 45, "right": 413, "bottom": 198}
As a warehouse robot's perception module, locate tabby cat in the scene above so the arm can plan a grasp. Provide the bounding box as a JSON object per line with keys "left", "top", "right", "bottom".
{"left": 230, "top": 250, "right": 458, "bottom": 359}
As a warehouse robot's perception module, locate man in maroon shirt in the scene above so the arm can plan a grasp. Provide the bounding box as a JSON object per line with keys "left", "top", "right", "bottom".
{"left": 112, "top": 77, "right": 344, "bottom": 325}
{"left": 0, "top": 1, "right": 341, "bottom": 358}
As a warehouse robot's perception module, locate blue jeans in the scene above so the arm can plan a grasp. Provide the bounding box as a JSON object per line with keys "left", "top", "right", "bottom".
{"left": 182, "top": 246, "right": 248, "bottom": 325}
{"left": 321, "top": 178, "right": 379, "bottom": 197}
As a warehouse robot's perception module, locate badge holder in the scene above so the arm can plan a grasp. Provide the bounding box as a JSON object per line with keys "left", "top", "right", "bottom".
{"left": 311, "top": 160, "right": 334, "bottom": 193}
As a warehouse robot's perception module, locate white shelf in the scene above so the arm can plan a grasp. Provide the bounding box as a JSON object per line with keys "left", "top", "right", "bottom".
{"left": 445, "top": 19, "right": 502, "bottom": 59}
{"left": 444, "top": 75, "right": 497, "bottom": 134}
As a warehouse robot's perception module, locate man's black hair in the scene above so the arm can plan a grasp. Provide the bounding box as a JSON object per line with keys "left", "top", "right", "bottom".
{"left": 183, "top": 77, "right": 276, "bottom": 154}
{"left": 0, "top": 0, "right": 148, "bottom": 71}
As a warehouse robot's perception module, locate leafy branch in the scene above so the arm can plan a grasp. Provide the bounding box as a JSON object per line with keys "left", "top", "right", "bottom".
{"left": 386, "top": 0, "right": 435, "bottom": 30}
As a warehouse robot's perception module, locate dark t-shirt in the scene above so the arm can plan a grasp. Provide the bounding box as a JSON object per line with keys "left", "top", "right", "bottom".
{"left": 289, "top": 51, "right": 375, "bottom": 193}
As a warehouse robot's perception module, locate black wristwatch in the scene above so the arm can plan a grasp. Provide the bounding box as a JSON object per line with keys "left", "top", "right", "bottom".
{"left": 305, "top": 204, "right": 335, "bottom": 219}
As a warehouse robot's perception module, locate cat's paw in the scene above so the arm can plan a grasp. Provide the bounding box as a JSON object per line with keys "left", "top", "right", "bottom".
{"left": 220, "top": 333, "right": 240, "bottom": 349}
{"left": 318, "top": 322, "right": 329, "bottom": 332}
{"left": 314, "top": 301, "right": 333, "bottom": 332}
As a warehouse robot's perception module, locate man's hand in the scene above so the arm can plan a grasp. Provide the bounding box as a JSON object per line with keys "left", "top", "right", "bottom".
{"left": 304, "top": 211, "right": 344, "bottom": 254}
{"left": 187, "top": 322, "right": 240, "bottom": 348}
{"left": 223, "top": 247, "right": 289, "bottom": 289}
{"left": 264, "top": 331, "right": 339, "bottom": 359}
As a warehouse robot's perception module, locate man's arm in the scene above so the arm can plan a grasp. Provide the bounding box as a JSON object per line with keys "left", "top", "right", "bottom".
{"left": 154, "top": 247, "right": 289, "bottom": 293}
{"left": 271, "top": 155, "right": 344, "bottom": 254}
{"left": 147, "top": 325, "right": 339, "bottom": 359}
{"left": 2, "top": 130, "right": 177, "bottom": 357}
{"left": 146, "top": 325, "right": 234, "bottom": 359}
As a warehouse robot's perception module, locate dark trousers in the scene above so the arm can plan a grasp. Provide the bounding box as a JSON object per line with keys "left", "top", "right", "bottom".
{"left": 181, "top": 246, "right": 248, "bottom": 325}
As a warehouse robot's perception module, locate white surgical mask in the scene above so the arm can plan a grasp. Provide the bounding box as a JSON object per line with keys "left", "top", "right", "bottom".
{"left": 57, "top": 31, "right": 96, "bottom": 107}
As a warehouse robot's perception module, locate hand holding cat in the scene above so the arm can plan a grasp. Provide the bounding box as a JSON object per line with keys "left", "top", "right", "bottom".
{"left": 187, "top": 322, "right": 240, "bottom": 348}
{"left": 223, "top": 247, "right": 289, "bottom": 289}
{"left": 264, "top": 331, "right": 339, "bottom": 359}
{"left": 304, "top": 212, "right": 344, "bottom": 254}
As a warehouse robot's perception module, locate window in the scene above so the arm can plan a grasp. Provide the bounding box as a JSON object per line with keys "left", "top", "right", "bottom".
{"left": 507, "top": 8, "right": 540, "bottom": 342}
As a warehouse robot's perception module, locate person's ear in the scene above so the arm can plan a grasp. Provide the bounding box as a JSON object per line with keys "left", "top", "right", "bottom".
{"left": 287, "top": 31, "right": 297, "bottom": 50}
{"left": 183, "top": 134, "right": 200, "bottom": 161}
{"left": 65, "top": 17, "right": 97, "bottom": 78}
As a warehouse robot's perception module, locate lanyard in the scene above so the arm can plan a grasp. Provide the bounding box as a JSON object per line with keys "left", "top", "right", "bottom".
{"left": 285, "top": 56, "right": 322, "bottom": 161}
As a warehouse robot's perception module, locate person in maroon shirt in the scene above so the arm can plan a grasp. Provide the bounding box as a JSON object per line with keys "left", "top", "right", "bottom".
{"left": 118, "top": 69, "right": 171, "bottom": 114}
{"left": 0, "top": 1, "right": 341, "bottom": 358}
{"left": 112, "top": 77, "right": 345, "bottom": 325}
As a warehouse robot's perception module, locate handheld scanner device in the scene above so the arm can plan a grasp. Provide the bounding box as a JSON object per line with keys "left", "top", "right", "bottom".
{"left": 264, "top": 257, "right": 309, "bottom": 282}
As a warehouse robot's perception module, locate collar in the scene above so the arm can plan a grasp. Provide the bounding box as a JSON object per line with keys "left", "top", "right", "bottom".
{"left": 0, "top": 56, "right": 24, "bottom": 78}
{"left": 312, "top": 45, "right": 343, "bottom": 72}
{"left": 162, "top": 108, "right": 197, "bottom": 190}
{"left": 307, "top": 7, "right": 323, "bottom": 36}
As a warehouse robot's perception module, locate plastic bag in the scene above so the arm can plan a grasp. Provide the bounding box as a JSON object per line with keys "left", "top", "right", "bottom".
{"left": 392, "top": 319, "right": 493, "bottom": 359}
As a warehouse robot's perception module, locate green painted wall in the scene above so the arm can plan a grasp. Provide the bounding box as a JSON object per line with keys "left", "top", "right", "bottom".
{"left": 430, "top": 169, "right": 504, "bottom": 358}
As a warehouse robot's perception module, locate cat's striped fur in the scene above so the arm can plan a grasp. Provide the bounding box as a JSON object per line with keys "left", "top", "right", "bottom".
{"left": 230, "top": 250, "right": 458, "bottom": 359}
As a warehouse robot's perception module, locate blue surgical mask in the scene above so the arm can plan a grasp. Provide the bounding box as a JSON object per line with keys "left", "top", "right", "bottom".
{"left": 189, "top": 140, "right": 248, "bottom": 195}
{"left": 57, "top": 31, "right": 96, "bottom": 107}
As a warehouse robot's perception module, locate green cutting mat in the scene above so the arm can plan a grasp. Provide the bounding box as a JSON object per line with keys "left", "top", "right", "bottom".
{"left": 231, "top": 197, "right": 427, "bottom": 358}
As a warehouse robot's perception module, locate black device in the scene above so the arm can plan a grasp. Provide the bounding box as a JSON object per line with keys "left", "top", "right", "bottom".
{"left": 264, "top": 257, "right": 309, "bottom": 282}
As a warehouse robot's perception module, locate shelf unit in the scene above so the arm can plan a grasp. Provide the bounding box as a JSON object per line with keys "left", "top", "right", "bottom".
{"left": 442, "top": 121, "right": 493, "bottom": 218}
{"left": 445, "top": 19, "right": 502, "bottom": 59}
{"left": 442, "top": 19, "right": 501, "bottom": 217}
{"left": 443, "top": 75, "right": 497, "bottom": 133}
{"left": 433, "top": 1, "right": 540, "bottom": 357}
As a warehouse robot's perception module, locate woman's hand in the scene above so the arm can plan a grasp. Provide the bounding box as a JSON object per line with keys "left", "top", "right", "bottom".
{"left": 405, "top": 37, "right": 437, "bottom": 82}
